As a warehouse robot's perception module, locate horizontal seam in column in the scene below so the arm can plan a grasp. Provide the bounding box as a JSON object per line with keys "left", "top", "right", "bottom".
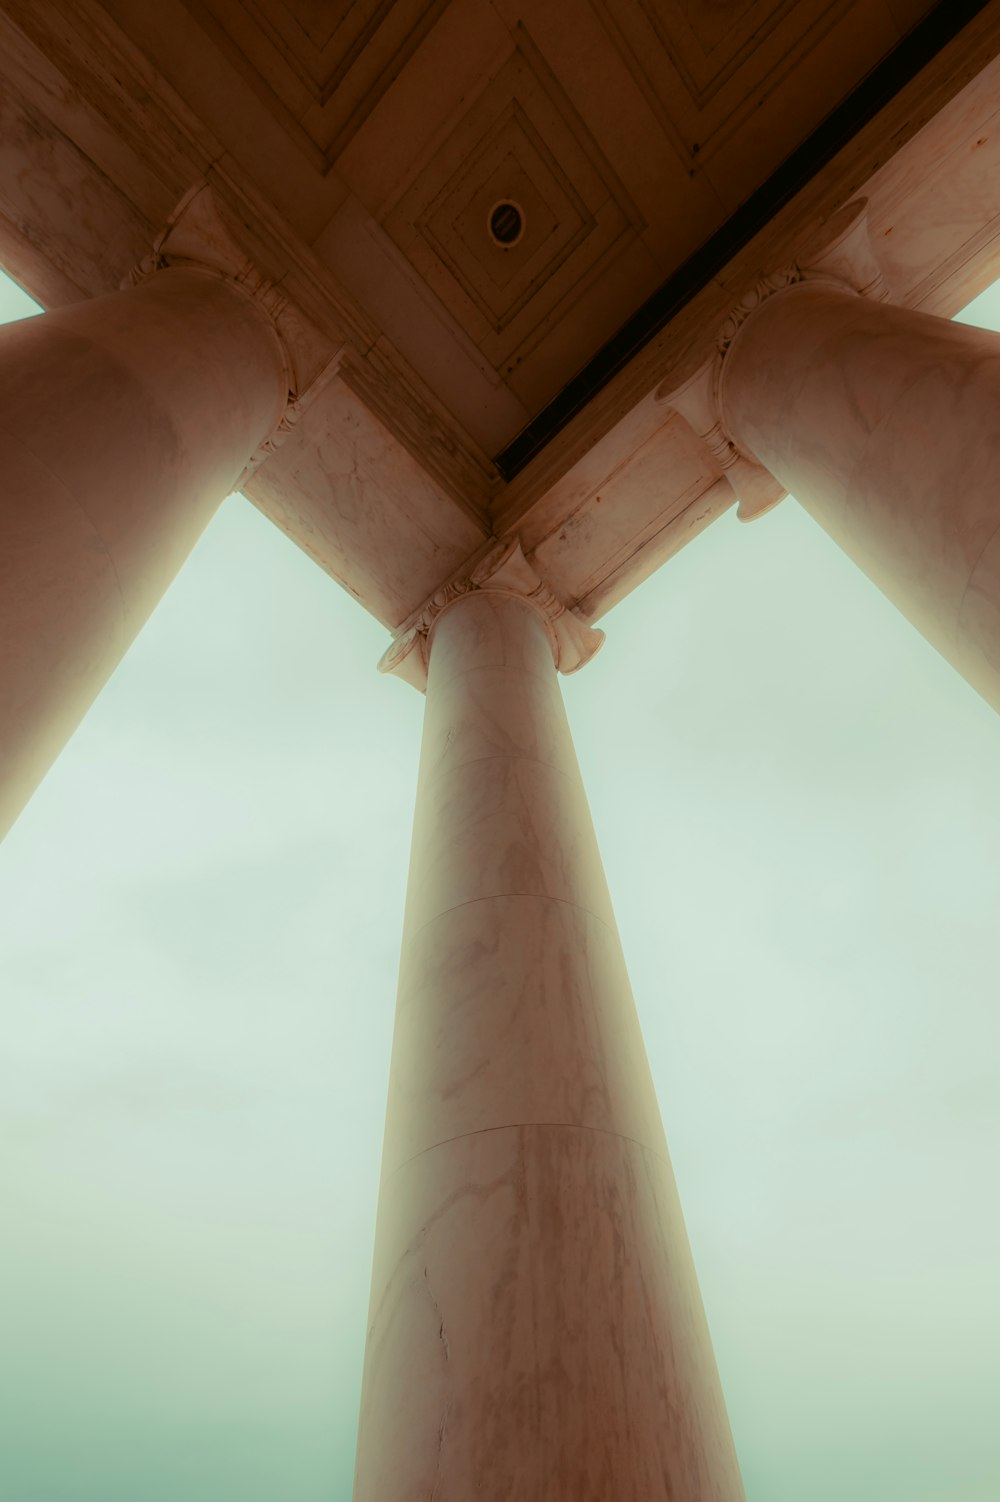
{"left": 403, "top": 888, "right": 618, "bottom": 947}
{"left": 0, "top": 414, "right": 129, "bottom": 619}
{"left": 389, "top": 1119, "right": 671, "bottom": 1177}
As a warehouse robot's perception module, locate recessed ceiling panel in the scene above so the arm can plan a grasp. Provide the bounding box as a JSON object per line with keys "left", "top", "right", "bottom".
{"left": 591, "top": 0, "right": 888, "bottom": 176}
{"left": 178, "top": 0, "right": 449, "bottom": 166}
{"left": 383, "top": 26, "right": 644, "bottom": 372}
{"left": 419, "top": 101, "right": 593, "bottom": 331}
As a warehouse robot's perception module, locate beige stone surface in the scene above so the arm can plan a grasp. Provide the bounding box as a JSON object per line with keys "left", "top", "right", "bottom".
{"left": 246, "top": 379, "right": 488, "bottom": 630}
{"left": 355, "top": 590, "right": 744, "bottom": 1500}
{"left": 0, "top": 267, "right": 285, "bottom": 836}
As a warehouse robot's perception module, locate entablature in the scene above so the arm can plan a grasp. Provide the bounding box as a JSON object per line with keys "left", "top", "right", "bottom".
{"left": 3, "top": 0, "right": 1000, "bottom": 639}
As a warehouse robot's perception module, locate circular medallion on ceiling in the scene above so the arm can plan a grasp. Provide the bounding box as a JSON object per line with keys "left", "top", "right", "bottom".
{"left": 488, "top": 200, "right": 525, "bottom": 248}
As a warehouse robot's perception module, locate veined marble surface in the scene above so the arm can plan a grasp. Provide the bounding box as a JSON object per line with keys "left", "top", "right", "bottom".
{"left": 0, "top": 268, "right": 284, "bottom": 839}
{"left": 722, "top": 281, "right": 1000, "bottom": 713}
{"left": 355, "top": 590, "right": 744, "bottom": 1500}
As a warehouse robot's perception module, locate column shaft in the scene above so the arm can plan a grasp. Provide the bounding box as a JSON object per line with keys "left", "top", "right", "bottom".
{"left": 721, "top": 281, "right": 1000, "bottom": 708}
{"left": 354, "top": 590, "right": 743, "bottom": 1500}
{"left": 0, "top": 267, "right": 286, "bottom": 836}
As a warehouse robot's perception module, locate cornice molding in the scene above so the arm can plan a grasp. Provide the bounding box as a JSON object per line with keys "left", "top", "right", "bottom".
{"left": 655, "top": 198, "right": 891, "bottom": 521}
{"left": 377, "top": 538, "right": 605, "bottom": 691}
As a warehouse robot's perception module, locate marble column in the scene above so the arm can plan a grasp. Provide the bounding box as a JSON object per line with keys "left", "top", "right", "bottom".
{"left": 354, "top": 582, "right": 744, "bottom": 1500}
{"left": 0, "top": 264, "right": 287, "bottom": 837}
{"left": 717, "top": 260, "right": 1000, "bottom": 711}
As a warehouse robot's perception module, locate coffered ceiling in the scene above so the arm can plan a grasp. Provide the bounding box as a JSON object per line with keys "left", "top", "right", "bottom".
{"left": 97, "top": 0, "right": 939, "bottom": 450}
{"left": 2, "top": 0, "right": 1000, "bottom": 640}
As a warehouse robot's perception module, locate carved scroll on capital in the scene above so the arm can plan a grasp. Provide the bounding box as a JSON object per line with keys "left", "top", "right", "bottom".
{"left": 657, "top": 198, "right": 890, "bottom": 522}
{"left": 124, "top": 182, "right": 345, "bottom": 487}
{"left": 661, "top": 358, "right": 785, "bottom": 522}
{"left": 377, "top": 539, "right": 605, "bottom": 692}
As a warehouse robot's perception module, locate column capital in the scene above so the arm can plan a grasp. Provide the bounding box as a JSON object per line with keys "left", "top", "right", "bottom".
{"left": 656, "top": 198, "right": 891, "bottom": 521}
{"left": 378, "top": 538, "right": 605, "bottom": 691}
{"left": 123, "top": 182, "right": 344, "bottom": 486}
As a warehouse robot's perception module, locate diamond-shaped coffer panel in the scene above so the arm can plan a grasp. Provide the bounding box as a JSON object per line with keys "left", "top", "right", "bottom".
{"left": 179, "top": 0, "right": 448, "bottom": 165}
{"left": 591, "top": 0, "right": 856, "bottom": 165}
{"left": 420, "top": 100, "right": 593, "bottom": 332}
{"left": 383, "top": 29, "right": 643, "bottom": 373}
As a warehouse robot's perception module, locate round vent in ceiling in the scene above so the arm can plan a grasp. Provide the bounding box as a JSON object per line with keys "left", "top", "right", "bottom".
{"left": 488, "top": 200, "right": 525, "bottom": 248}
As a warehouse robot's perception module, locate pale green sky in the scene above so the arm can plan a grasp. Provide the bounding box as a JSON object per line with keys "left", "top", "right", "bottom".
{"left": 1, "top": 268, "right": 999, "bottom": 1502}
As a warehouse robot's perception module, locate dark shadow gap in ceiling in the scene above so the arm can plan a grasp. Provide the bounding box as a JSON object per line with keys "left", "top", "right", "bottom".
{"left": 493, "top": 0, "right": 995, "bottom": 481}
